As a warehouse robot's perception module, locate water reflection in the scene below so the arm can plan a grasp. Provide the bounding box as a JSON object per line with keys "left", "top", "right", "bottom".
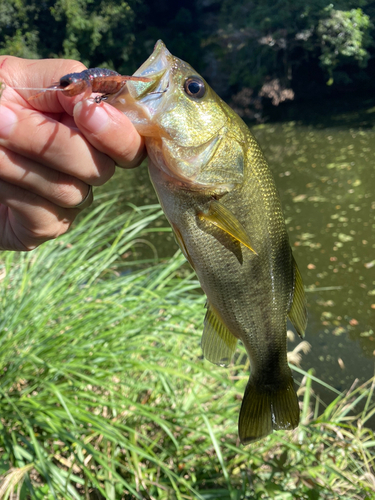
{"left": 100, "top": 119, "right": 375, "bottom": 390}
{"left": 254, "top": 122, "right": 375, "bottom": 390}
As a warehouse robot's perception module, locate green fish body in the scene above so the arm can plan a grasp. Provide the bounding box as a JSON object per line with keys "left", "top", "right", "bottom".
{"left": 109, "top": 41, "right": 307, "bottom": 443}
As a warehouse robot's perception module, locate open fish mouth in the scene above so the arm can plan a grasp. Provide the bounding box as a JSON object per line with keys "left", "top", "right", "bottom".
{"left": 126, "top": 41, "right": 172, "bottom": 114}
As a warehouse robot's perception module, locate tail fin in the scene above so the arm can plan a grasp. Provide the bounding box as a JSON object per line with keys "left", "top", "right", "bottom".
{"left": 238, "top": 371, "right": 299, "bottom": 444}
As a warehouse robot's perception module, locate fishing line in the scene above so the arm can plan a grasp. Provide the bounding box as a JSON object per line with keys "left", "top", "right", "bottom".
{"left": 8, "top": 86, "right": 65, "bottom": 92}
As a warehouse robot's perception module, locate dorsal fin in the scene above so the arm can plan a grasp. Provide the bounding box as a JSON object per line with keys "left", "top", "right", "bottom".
{"left": 201, "top": 302, "right": 238, "bottom": 367}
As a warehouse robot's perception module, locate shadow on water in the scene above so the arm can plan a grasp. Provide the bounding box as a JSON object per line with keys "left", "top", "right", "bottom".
{"left": 268, "top": 92, "right": 375, "bottom": 130}
{"left": 95, "top": 98, "right": 375, "bottom": 400}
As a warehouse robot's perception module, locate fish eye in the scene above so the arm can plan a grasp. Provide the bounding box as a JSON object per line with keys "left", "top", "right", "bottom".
{"left": 184, "top": 77, "right": 206, "bottom": 98}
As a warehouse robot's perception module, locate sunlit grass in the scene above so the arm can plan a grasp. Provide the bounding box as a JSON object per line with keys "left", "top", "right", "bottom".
{"left": 0, "top": 194, "right": 374, "bottom": 499}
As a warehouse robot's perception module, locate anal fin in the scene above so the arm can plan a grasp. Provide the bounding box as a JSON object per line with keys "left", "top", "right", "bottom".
{"left": 202, "top": 303, "right": 237, "bottom": 367}
{"left": 288, "top": 258, "right": 307, "bottom": 338}
{"left": 198, "top": 200, "right": 257, "bottom": 254}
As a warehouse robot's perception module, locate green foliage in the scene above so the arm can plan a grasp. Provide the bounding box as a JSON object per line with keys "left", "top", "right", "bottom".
{"left": 49, "top": 0, "right": 140, "bottom": 70}
{"left": 0, "top": 0, "right": 141, "bottom": 72}
{"left": 0, "top": 0, "right": 41, "bottom": 58}
{"left": 1, "top": 0, "right": 375, "bottom": 98}
{"left": 0, "top": 194, "right": 374, "bottom": 499}
{"left": 206, "top": 0, "right": 321, "bottom": 89}
{"left": 317, "top": 7, "right": 372, "bottom": 83}
{"left": 207, "top": 0, "right": 375, "bottom": 95}
{"left": 135, "top": 5, "right": 205, "bottom": 75}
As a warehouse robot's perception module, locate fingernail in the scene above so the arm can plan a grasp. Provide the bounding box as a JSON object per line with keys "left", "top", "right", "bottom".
{"left": 74, "top": 100, "right": 109, "bottom": 134}
{"left": 0, "top": 105, "right": 17, "bottom": 139}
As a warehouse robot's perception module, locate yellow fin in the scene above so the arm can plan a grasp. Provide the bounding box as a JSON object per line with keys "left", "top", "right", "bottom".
{"left": 288, "top": 259, "right": 307, "bottom": 338}
{"left": 202, "top": 303, "right": 237, "bottom": 367}
{"left": 198, "top": 200, "right": 257, "bottom": 254}
{"left": 238, "top": 370, "right": 299, "bottom": 444}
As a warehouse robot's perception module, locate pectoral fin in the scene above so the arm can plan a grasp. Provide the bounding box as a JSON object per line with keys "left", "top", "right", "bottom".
{"left": 288, "top": 259, "right": 307, "bottom": 338}
{"left": 202, "top": 302, "right": 238, "bottom": 367}
{"left": 198, "top": 200, "right": 257, "bottom": 254}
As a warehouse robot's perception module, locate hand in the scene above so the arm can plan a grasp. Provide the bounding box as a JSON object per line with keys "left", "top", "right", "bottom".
{"left": 0, "top": 56, "right": 145, "bottom": 251}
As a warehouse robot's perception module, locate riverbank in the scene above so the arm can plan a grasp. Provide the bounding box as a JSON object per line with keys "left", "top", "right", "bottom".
{"left": 257, "top": 91, "right": 375, "bottom": 129}
{"left": 0, "top": 196, "right": 374, "bottom": 499}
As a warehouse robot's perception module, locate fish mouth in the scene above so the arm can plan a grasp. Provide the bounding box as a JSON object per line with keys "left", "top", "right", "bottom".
{"left": 134, "top": 40, "right": 171, "bottom": 80}
{"left": 126, "top": 40, "right": 172, "bottom": 116}
{"left": 109, "top": 40, "right": 174, "bottom": 133}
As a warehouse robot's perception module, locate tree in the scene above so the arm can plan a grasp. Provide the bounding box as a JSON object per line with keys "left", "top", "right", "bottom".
{"left": 317, "top": 7, "right": 371, "bottom": 85}
{"left": 0, "top": 0, "right": 142, "bottom": 73}
{"left": 203, "top": 0, "right": 373, "bottom": 97}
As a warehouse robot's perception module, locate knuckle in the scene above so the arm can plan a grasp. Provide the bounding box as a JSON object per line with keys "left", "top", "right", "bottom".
{"left": 49, "top": 171, "right": 86, "bottom": 207}
{"left": 0, "top": 147, "right": 7, "bottom": 167}
{"left": 19, "top": 187, "right": 40, "bottom": 206}
{"left": 0, "top": 146, "right": 17, "bottom": 170}
{"left": 89, "top": 155, "right": 115, "bottom": 186}
{"left": 116, "top": 129, "right": 145, "bottom": 169}
{"left": 28, "top": 218, "right": 72, "bottom": 243}
{"left": 52, "top": 184, "right": 81, "bottom": 207}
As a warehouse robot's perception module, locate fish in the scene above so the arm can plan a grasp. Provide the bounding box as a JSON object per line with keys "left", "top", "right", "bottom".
{"left": 107, "top": 40, "right": 308, "bottom": 443}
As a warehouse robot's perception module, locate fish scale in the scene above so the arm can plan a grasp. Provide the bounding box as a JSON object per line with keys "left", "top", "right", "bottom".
{"left": 107, "top": 40, "right": 308, "bottom": 443}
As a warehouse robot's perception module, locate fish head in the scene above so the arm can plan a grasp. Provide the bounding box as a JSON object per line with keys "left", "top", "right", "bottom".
{"left": 110, "top": 40, "right": 244, "bottom": 190}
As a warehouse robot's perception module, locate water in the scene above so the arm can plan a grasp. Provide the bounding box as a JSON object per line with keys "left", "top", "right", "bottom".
{"left": 254, "top": 121, "right": 375, "bottom": 393}
{"left": 100, "top": 114, "right": 375, "bottom": 394}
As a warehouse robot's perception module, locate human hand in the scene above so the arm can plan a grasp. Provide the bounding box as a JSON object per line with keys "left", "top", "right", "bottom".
{"left": 0, "top": 56, "right": 145, "bottom": 251}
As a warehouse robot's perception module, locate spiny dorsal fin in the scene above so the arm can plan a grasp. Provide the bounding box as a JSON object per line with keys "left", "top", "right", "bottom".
{"left": 288, "top": 258, "right": 307, "bottom": 338}
{"left": 198, "top": 200, "right": 257, "bottom": 254}
{"left": 238, "top": 370, "right": 300, "bottom": 444}
{"left": 202, "top": 302, "right": 237, "bottom": 367}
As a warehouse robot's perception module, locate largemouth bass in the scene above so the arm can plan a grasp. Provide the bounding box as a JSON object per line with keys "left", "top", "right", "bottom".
{"left": 109, "top": 41, "right": 308, "bottom": 443}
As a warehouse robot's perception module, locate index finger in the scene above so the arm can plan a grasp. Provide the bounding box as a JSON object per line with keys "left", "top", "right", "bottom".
{"left": 0, "top": 56, "right": 87, "bottom": 115}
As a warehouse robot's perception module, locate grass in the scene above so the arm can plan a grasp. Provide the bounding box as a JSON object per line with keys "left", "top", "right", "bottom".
{"left": 0, "top": 193, "right": 374, "bottom": 499}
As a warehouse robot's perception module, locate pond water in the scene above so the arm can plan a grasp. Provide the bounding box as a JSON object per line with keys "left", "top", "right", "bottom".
{"left": 100, "top": 110, "right": 375, "bottom": 396}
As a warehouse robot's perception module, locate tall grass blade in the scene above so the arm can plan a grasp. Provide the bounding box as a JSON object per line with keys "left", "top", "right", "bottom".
{"left": 0, "top": 194, "right": 374, "bottom": 499}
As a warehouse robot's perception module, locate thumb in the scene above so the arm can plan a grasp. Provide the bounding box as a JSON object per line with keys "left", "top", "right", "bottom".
{"left": 73, "top": 99, "right": 145, "bottom": 169}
